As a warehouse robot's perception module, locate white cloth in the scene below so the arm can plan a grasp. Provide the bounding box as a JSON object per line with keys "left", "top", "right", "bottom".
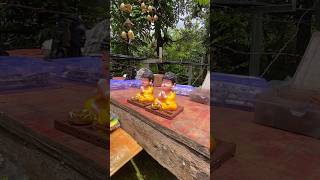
{"left": 41, "top": 39, "right": 53, "bottom": 57}
{"left": 135, "top": 68, "right": 148, "bottom": 80}
{"left": 83, "top": 20, "right": 109, "bottom": 56}
{"left": 201, "top": 71, "right": 210, "bottom": 90}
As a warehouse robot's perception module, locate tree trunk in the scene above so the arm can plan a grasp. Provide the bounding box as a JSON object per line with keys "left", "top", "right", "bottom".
{"left": 209, "top": 0, "right": 215, "bottom": 73}
{"left": 315, "top": 0, "right": 320, "bottom": 30}
{"left": 154, "top": 0, "right": 165, "bottom": 74}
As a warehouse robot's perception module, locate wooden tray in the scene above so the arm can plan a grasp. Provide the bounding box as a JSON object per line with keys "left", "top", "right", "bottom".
{"left": 54, "top": 120, "right": 108, "bottom": 148}
{"left": 144, "top": 105, "right": 184, "bottom": 120}
{"left": 127, "top": 99, "right": 152, "bottom": 108}
{"left": 211, "top": 140, "right": 236, "bottom": 171}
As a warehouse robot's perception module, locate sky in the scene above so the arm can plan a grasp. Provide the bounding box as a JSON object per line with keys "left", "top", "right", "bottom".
{"left": 176, "top": 13, "right": 205, "bottom": 29}
{"left": 177, "top": 14, "right": 187, "bottom": 29}
{"left": 177, "top": 20, "right": 185, "bottom": 29}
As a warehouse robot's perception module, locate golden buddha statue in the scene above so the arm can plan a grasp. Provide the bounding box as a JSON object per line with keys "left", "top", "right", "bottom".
{"left": 69, "top": 79, "right": 109, "bottom": 127}
{"left": 131, "top": 69, "right": 155, "bottom": 103}
{"left": 151, "top": 72, "right": 177, "bottom": 111}
{"left": 84, "top": 79, "right": 109, "bottom": 127}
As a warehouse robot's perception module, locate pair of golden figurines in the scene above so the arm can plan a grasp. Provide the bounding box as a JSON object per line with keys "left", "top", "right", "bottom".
{"left": 131, "top": 70, "right": 178, "bottom": 111}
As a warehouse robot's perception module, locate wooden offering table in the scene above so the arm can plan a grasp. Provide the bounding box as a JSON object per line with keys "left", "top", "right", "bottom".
{"left": 211, "top": 140, "right": 236, "bottom": 171}
{"left": 110, "top": 88, "right": 210, "bottom": 180}
{"left": 0, "top": 82, "right": 106, "bottom": 180}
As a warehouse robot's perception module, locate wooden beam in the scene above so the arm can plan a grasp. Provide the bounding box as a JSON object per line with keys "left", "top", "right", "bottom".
{"left": 188, "top": 64, "right": 193, "bottom": 85}
{"left": 110, "top": 98, "right": 210, "bottom": 158}
{"left": 0, "top": 113, "right": 106, "bottom": 180}
{"left": 213, "top": 0, "right": 268, "bottom": 6}
{"left": 110, "top": 103, "right": 210, "bottom": 180}
{"left": 249, "top": 11, "right": 263, "bottom": 76}
{"left": 315, "top": 0, "right": 320, "bottom": 30}
{"left": 141, "top": 58, "right": 162, "bottom": 64}
{"left": 141, "top": 59, "right": 208, "bottom": 66}
{"left": 256, "top": 4, "right": 296, "bottom": 13}
{"left": 0, "top": 125, "right": 90, "bottom": 180}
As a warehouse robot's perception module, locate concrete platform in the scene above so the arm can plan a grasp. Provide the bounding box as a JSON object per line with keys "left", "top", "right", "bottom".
{"left": 213, "top": 107, "right": 320, "bottom": 180}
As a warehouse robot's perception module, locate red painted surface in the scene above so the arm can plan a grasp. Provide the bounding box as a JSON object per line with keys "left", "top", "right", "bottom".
{"left": 213, "top": 107, "right": 320, "bottom": 179}
{"left": 0, "top": 82, "right": 106, "bottom": 169}
{"left": 110, "top": 88, "right": 210, "bottom": 150}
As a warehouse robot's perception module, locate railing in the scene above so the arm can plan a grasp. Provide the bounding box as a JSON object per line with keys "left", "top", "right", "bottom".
{"left": 110, "top": 55, "right": 209, "bottom": 86}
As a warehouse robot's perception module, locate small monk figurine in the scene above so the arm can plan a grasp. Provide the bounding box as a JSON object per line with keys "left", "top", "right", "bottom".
{"left": 131, "top": 69, "right": 155, "bottom": 103}
{"left": 84, "top": 79, "right": 109, "bottom": 126}
{"left": 151, "top": 72, "right": 177, "bottom": 111}
{"left": 69, "top": 79, "right": 109, "bottom": 127}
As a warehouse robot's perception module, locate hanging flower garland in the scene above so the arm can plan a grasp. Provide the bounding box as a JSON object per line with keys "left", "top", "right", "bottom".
{"left": 119, "top": 0, "right": 159, "bottom": 44}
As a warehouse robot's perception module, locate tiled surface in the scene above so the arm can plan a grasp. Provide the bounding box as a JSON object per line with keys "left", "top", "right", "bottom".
{"left": 0, "top": 82, "right": 106, "bottom": 170}
{"left": 213, "top": 107, "right": 320, "bottom": 180}
{"left": 111, "top": 88, "right": 210, "bottom": 153}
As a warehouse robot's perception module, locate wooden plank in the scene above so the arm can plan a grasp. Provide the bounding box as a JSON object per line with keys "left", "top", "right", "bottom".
{"left": 110, "top": 103, "right": 210, "bottom": 180}
{"left": 110, "top": 128, "right": 142, "bottom": 176}
{"left": 0, "top": 123, "right": 90, "bottom": 180}
{"left": 256, "top": 4, "right": 296, "bottom": 13}
{"left": 188, "top": 64, "right": 193, "bottom": 85}
{"left": 127, "top": 99, "right": 151, "bottom": 108}
{"left": 141, "top": 58, "right": 162, "bottom": 64}
{"left": 54, "top": 120, "right": 108, "bottom": 148}
{"left": 144, "top": 105, "right": 184, "bottom": 120}
{"left": 0, "top": 82, "right": 107, "bottom": 179}
{"left": 0, "top": 113, "right": 106, "bottom": 180}
{"left": 211, "top": 140, "right": 236, "bottom": 171}
{"left": 111, "top": 88, "right": 210, "bottom": 158}
{"left": 249, "top": 10, "right": 263, "bottom": 76}
{"left": 213, "top": 0, "right": 268, "bottom": 6}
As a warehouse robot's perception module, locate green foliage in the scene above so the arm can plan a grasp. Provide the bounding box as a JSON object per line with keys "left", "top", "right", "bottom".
{"left": 195, "top": 0, "right": 210, "bottom": 6}
{"left": 111, "top": 0, "right": 209, "bottom": 85}
{"left": 111, "top": 151, "right": 176, "bottom": 180}
{"left": 212, "top": 8, "right": 304, "bottom": 80}
{"left": 110, "top": 0, "right": 186, "bottom": 55}
{"left": 155, "top": 23, "right": 208, "bottom": 85}
{"left": 262, "top": 15, "right": 300, "bottom": 80}
{"left": 212, "top": 9, "right": 250, "bottom": 74}
{"left": 0, "top": 0, "right": 106, "bottom": 49}
{"left": 164, "top": 23, "right": 207, "bottom": 61}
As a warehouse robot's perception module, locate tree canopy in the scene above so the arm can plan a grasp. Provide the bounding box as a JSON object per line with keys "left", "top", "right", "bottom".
{"left": 211, "top": 1, "right": 320, "bottom": 80}
{"left": 111, "top": 0, "right": 209, "bottom": 85}
{"left": 0, "top": 0, "right": 106, "bottom": 49}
